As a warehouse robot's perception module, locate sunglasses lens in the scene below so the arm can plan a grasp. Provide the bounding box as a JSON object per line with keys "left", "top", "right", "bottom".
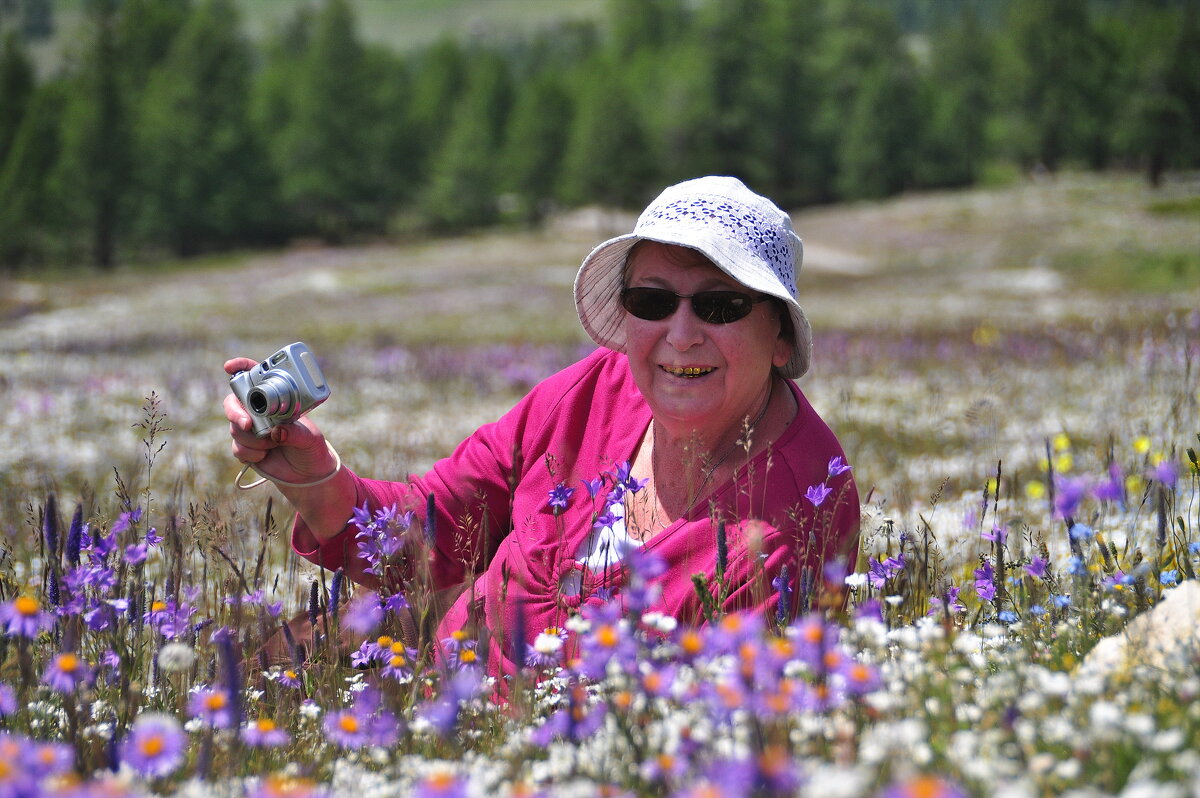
{"left": 693, "top": 292, "right": 755, "bottom": 324}
{"left": 621, "top": 288, "right": 678, "bottom": 321}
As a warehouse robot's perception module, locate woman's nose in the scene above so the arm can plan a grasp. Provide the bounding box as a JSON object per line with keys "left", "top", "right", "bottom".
{"left": 664, "top": 302, "right": 705, "bottom": 350}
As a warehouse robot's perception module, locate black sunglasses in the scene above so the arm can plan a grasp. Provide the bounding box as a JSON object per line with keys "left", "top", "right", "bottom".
{"left": 620, "top": 286, "right": 770, "bottom": 325}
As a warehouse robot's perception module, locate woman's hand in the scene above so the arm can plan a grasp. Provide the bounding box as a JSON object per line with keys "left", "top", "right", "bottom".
{"left": 224, "top": 358, "right": 335, "bottom": 483}
{"left": 223, "top": 357, "right": 357, "bottom": 542}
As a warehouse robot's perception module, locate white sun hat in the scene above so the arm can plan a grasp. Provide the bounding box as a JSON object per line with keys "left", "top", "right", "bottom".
{"left": 573, "top": 175, "right": 813, "bottom": 379}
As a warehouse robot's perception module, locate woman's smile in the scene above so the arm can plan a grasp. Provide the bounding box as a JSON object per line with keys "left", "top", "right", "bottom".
{"left": 660, "top": 364, "right": 716, "bottom": 378}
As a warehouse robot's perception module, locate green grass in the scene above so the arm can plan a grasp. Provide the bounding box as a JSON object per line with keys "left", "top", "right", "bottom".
{"left": 1056, "top": 248, "right": 1200, "bottom": 294}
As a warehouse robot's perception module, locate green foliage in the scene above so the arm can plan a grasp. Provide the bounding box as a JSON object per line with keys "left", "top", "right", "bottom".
{"left": 557, "top": 56, "right": 656, "bottom": 208}
{"left": 498, "top": 67, "right": 574, "bottom": 222}
{"left": 267, "top": 0, "right": 393, "bottom": 239}
{"left": 919, "top": 2, "right": 994, "bottom": 188}
{"left": 51, "top": 0, "right": 131, "bottom": 269}
{"left": 134, "top": 0, "right": 275, "bottom": 256}
{"left": 422, "top": 49, "right": 514, "bottom": 230}
{"left": 0, "top": 29, "right": 33, "bottom": 168}
{"left": 0, "top": 79, "right": 68, "bottom": 267}
{"left": 2, "top": 0, "right": 1197, "bottom": 269}
{"left": 992, "top": 0, "right": 1115, "bottom": 170}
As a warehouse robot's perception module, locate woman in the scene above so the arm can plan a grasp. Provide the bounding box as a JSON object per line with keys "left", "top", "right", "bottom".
{"left": 224, "top": 176, "right": 859, "bottom": 675}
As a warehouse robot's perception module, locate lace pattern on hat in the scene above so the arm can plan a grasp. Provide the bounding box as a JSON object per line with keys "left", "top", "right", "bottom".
{"left": 641, "top": 196, "right": 796, "bottom": 287}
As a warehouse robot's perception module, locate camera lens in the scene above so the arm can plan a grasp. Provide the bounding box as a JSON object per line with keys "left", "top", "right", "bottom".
{"left": 247, "top": 389, "right": 270, "bottom": 415}
{"left": 247, "top": 374, "right": 298, "bottom": 420}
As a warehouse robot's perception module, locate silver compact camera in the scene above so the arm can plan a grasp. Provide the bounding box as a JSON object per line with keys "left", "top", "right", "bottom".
{"left": 229, "top": 342, "right": 331, "bottom": 437}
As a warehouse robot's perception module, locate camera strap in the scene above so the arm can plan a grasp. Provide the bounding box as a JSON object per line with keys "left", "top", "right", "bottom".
{"left": 235, "top": 443, "right": 343, "bottom": 490}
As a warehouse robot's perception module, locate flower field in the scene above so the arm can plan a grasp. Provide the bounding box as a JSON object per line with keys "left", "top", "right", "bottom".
{"left": 1, "top": 173, "right": 1198, "bottom": 797}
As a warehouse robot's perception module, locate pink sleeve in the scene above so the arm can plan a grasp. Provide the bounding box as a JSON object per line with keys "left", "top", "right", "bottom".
{"left": 291, "top": 387, "right": 541, "bottom": 591}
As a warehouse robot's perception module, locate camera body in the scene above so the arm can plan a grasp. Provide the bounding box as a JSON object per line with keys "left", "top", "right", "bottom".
{"left": 229, "top": 342, "right": 331, "bottom": 437}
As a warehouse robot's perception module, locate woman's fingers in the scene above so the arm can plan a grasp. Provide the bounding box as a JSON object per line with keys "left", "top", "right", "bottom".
{"left": 224, "top": 357, "right": 258, "bottom": 376}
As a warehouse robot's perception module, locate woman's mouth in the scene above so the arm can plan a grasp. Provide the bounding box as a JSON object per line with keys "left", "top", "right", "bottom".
{"left": 662, "top": 365, "right": 715, "bottom": 378}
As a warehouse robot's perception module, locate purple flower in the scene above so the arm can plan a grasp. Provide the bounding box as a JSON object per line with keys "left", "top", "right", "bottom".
{"left": 24, "top": 739, "right": 74, "bottom": 779}
{"left": 928, "top": 586, "right": 966, "bottom": 616}
{"left": 110, "top": 507, "right": 143, "bottom": 537}
{"left": 827, "top": 456, "right": 853, "bottom": 477}
{"left": 1094, "top": 463, "right": 1124, "bottom": 504}
{"left": 119, "top": 712, "right": 187, "bottom": 777}
{"left": 342, "top": 590, "right": 384, "bottom": 635}
{"left": 974, "top": 560, "right": 997, "bottom": 602}
{"left": 1025, "top": 556, "right": 1048, "bottom": 579}
{"left": 379, "top": 642, "right": 416, "bottom": 682}
{"left": 981, "top": 525, "right": 1008, "bottom": 544}
{"left": 1149, "top": 459, "right": 1178, "bottom": 489}
{"left": 791, "top": 613, "right": 840, "bottom": 672}
{"left": 526, "top": 626, "right": 568, "bottom": 669}
{"left": 383, "top": 592, "right": 410, "bottom": 613}
{"left": 612, "top": 460, "right": 648, "bottom": 495}
{"left": 1053, "top": 475, "right": 1090, "bottom": 519}
{"left": 42, "top": 652, "right": 93, "bottom": 693}
{"left": 0, "top": 685, "right": 15, "bottom": 716}
{"left": 144, "top": 527, "right": 163, "bottom": 547}
{"left": 418, "top": 668, "right": 483, "bottom": 738}
{"left": 583, "top": 476, "right": 604, "bottom": 499}
{"left": 836, "top": 659, "right": 882, "bottom": 696}
{"left": 805, "top": 482, "right": 833, "bottom": 508}
{"left": 531, "top": 683, "right": 605, "bottom": 744}
{"left": 0, "top": 734, "right": 34, "bottom": 795}
{"left": 577, "top": 602, "right": 637, "bottom": 680}
{"left": 250, "top": 774, "right": 328, "bottom": 798}
{"left": 0, "top": 595, "right": 55, "bottom": 638}
{"left": 242, "top": 718, "right": 291, "bottom": 747}
{"left": 144, "top": 597, "right": 196, "bottom": 640}
{"left": 324, "top": 688, "right": 401, "bottom": 749}
{"left": 867, "top": 555, "right": 905, "bottom": 589}
{"left": 190, "top": 686, "right": 236, "bottom": 729}
{"left": 352, "top": 502, "right": 415, "bottom": 577}
{"left": 277, "top": 668, "right": 303, "bottom": 689}
{"left": 413, "top": 769, "right": 469, "bottom": 798}
{"left": 547, "top": 483, "right": 576, "bottom": 515}
{"left": 878, "top": 775, "right": 970, "bottom": 798}
{"left": 84, "top": 526, "right": 118, "bottom": 559}
{"left": 124, "top": 542, "right": 150, "bottom": 565}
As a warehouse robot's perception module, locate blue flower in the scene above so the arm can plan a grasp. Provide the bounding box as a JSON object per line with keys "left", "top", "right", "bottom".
{"left": 805, "top": 482, "right": 832, "bottom": 508}
{"left": 997, "top": 610, "right": 1019, "bottom": 623}
{"left": 1068, "top": 523, "right": 1094, "bottom": 542}
{"left": 1160, "top": 570, "right": 1179, "bottom": 587}
{"left": 827, "top": 456, "right": 853, "bottom": 478}
{"left": 547, "top": 483, "right": 575, "bottom": 515}
{"left": 1052, "top": 594, "right": 1071, "bottom": 608}
{"left": 1066, "top": 556, "right": 1087, "bottom": 576}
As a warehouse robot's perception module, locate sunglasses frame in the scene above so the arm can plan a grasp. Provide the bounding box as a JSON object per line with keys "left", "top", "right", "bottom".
{"left": 620, "top": 286, "right": 772, "bottom": 325}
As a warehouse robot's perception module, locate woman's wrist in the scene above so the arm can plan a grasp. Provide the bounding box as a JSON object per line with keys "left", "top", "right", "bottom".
{"left": 236, "top": 443, "right": 342, "bottom": 490}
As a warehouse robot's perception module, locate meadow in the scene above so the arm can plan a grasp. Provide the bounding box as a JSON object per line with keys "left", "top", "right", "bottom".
{"left": 0, "top": 171, "right": 1198, "bottom": 796}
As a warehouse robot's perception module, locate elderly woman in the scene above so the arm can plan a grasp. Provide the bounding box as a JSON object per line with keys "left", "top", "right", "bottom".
{"left": 224, "top": 176, "right": 859, "bottom": 674}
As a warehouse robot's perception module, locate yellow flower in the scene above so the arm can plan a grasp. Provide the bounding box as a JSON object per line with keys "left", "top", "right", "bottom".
{"left": 1053, "top": 433, "right": 1072, "bottom": 452}
{"left": 1054, "top": 452, "right": 1074, "bottom": 473}
{"left": 1133, "top": 436, "right": 1151, "bottom": 455}
{"left": 986, "top": 477, "right": 999, "bottom": 495}
{"left": 972, "top": 323, "right": 999, "bottom": 347}
{"left": 1125, "top": 475, "right": 1144, "bottom": 495}
{"left": 1025, "top": 481, "right": 1046, "bottom": 500}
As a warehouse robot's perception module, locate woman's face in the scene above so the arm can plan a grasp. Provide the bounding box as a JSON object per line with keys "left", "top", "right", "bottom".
{"left": 622, "top": 242, "right": 792, "bottom": 440}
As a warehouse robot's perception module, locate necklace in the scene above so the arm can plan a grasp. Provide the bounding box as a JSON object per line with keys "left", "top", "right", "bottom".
{"left": 694, "top": 377, "right": 775, "bottom": 493}
{"left": 644, "top": 377, "right": 777, "bottom": 519}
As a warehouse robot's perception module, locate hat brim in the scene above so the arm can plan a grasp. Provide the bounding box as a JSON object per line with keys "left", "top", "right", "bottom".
{"left": 574, "top": 233, "right": 813, "bottom": 380}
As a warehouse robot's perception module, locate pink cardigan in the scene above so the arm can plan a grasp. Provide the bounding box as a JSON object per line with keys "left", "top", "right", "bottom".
{"left": 292, "top": 348, "right": 859, "bottom": 674}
